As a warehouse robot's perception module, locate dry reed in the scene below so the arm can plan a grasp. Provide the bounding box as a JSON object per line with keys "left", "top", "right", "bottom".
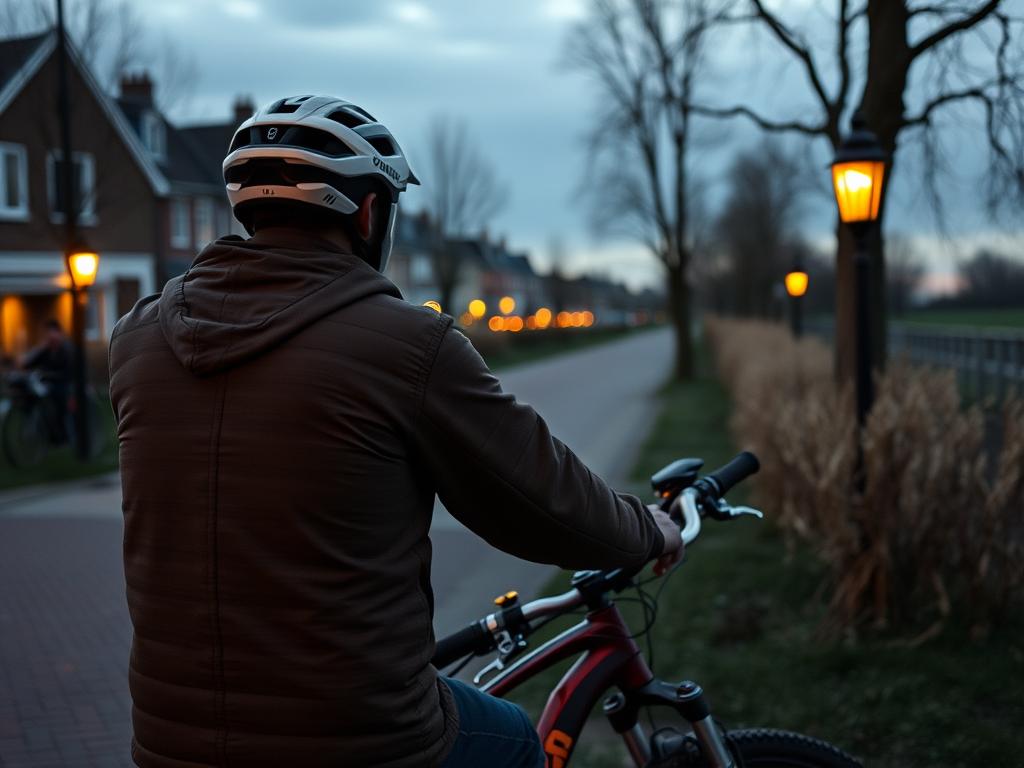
{"left": 706, "top": 317, "right": 1024, "bottom": 638}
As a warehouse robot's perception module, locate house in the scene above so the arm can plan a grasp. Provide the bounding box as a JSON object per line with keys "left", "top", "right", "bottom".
{"left": 0, "top": 29, "right": 246, "bottom": 360}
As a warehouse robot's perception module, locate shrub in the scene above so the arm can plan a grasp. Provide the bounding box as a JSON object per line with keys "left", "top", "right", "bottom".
{"left": 705, "top": 317, "right": 1024, "bottom": 638}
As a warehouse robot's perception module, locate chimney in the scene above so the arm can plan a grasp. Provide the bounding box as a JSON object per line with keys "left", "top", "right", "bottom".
{"left": 119, "top": 71, "right": 154, "bottom": 106}
{"left": 233, "top": 95, "right": 255, "bottom": 125}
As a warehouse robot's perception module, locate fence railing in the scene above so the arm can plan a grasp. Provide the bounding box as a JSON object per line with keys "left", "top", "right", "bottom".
{"left": 807, "top": 320, "right": 1024, "bottom": 401}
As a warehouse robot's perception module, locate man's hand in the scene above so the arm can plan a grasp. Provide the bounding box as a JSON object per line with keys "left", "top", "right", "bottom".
{"left": 648, "top": 504, "right": 684, "bottom": 576}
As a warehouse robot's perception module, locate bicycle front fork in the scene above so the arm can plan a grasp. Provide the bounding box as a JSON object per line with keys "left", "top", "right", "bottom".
{"left": 603, "top": 679, "right": 735, "bottom": 768}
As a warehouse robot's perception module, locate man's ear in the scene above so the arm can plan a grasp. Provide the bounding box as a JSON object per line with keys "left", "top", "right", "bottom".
{"left": 357, "top": 192, "right": 377, "bottom": 241}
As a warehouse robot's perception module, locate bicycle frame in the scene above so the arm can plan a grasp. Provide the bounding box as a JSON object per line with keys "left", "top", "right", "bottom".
{"left": 481, "top": 602, "right": 653, "bottom": 768}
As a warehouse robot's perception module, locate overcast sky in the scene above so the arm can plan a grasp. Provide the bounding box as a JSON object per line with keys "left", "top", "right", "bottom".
{"left": 94, "top": 0, "right": 1024, "bottom": 289}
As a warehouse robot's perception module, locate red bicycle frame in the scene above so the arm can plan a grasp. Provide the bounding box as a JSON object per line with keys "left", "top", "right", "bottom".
{"left": 481, "top": 602, "right": 654, "bottom": 768}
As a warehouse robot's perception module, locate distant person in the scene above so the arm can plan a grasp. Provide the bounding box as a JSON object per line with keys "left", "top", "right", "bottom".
{"left": 108, "top": 95, "right": 683, "bottom": 768}
{"left": 21, "top": 319, "right": 72, "bottom": 444}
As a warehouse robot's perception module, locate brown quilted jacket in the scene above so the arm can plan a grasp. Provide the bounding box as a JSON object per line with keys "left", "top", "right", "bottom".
{"left": 108, "top": 229, "right": 664, "bottom": 767}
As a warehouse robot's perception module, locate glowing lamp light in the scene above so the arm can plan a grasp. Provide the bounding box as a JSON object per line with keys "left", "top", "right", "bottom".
{"left": 488, "top": 316, "right": 504, "bottom": 332}
{"left": 582, "top": 310, "right": 595, "bottom": 327}
{"left": 831, "top": 113, "right": 887, "bottom": 225}
{"left": 67, "top": 250, "right": 99, "bottom": 289}
{"left": 506, "top": 316, "right": 524, "bottom": 333}
{"left": 535, "top": 307, "right": 552, "bottom": 329}
{"left": 499, "top": 296, "right": 516, "bottom": 315}
{"left": 459, "top": 312, "right": 474, "bottom": 326}
{"left": 556, "top": 311, "right": 571, "bottom": 328}
{"left": 468, "top": 299, "right": 486, "bottom": 319}
{"left": 785, "top": 271, "right": 809, "bottom": 298}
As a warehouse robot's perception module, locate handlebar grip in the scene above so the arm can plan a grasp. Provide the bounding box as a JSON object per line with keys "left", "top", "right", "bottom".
{"left": 432, "top": 621, "right": 493, "bottom": 669}
{"left": 703, "top": 451, "right": 760, "bottom": 498}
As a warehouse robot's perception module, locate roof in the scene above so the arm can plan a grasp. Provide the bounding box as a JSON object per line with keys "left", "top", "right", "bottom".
{"left": 117, "top": 98, "right": 226, "bottom": 190}
{"left": 178, "top": 123, "right": 237, "bottom": 180}
{"left": 0, "top": 29, "right": 170, "bottom": 195}
{"left": 0, "top": 32, "right": 47, "bottom": 92}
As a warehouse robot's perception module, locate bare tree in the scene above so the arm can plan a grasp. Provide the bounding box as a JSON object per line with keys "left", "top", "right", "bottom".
{"left": 712, "top": 141, "right": 812, "bottom": 316}
{"left": 692, "top": 0, "right": 1024, "bottom": 380}
{"left": 423, "top": 116, "right": 507, "bottom": 315}
{"left": 567, "top": 0, "right": 729, "bottom": 380}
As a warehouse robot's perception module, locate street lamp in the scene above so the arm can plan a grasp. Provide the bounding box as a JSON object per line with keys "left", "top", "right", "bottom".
{"left": 831, "top": 111, "right": 887, "bottom": 427}
{"left": 784, "top": 268, "right": 808, "bottom": 338}
{"left": 64, "top": 243, "right": 99, "bottom": 461}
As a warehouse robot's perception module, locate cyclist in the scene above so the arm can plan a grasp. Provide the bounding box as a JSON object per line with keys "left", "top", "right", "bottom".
{"left": 108, "top": 95, "right": 683, "bottom": 768}
{"left": 20, "top": 318, "right": 72, "bottom": 445}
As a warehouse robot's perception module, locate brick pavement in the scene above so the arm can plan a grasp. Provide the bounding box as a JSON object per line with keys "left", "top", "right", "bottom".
{"left": 0, "top": 516, "right": 134, "bottom": 768}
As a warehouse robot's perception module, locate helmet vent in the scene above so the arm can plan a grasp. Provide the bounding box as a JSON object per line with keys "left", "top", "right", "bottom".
{"left": 366, "top": 136, "right": 396, "bottom": 156}
{"left": 267, "top": 96, "right": 312, "bottom": 114}
{"left": 327, "top": 109, "right": 367, "bottom": 129}
{"left": 229, "top": 125, "right": 356, "bottom": 158}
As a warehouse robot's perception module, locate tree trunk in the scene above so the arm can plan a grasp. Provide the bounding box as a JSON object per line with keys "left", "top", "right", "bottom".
{"left": 666, "top": 263, "right": 693, "bottom": 381}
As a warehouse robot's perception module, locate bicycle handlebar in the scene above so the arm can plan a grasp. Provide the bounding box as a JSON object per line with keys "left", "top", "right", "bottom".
{"left": 696, "top": 451, "right": 760, "bottom": 499}
{"left": 431, "top": 453, "right": 762, "bottom": 670}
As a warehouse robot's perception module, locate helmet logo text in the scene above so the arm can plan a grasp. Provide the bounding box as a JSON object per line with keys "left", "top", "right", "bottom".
{"left": 373, "top": 155, "right": 401, "bottom": 182}
{"left": 266, "top": 127, "right": 279, "bottom": 140}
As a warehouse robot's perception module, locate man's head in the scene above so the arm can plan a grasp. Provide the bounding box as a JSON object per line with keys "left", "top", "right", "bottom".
{"left": 223, "top": 96, "right": 419, "bottom": 271}
{"left": 43, "top": 319, "right": 64, "bottom": 345}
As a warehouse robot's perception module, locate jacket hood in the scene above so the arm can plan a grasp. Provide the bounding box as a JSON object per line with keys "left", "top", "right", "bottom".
{"left": 158, "top": 233, "right": 401, "bottom": 376}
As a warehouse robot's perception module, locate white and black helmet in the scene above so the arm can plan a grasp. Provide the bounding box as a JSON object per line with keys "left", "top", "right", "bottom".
{"left": 223, "top": 95, "right": 419, "bottom": 271}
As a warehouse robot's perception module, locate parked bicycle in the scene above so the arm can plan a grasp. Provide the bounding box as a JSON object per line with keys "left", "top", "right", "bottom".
{"left": 433, "top": 452, "right": 862, "bottom": 768}
{"left": 1, "top": 370, "right": 108, "bottom": 468}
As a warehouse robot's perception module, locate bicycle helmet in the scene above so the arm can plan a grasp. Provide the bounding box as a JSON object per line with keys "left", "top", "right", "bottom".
{"left": 222, "top": 95, "right": 420, "bottom": 272}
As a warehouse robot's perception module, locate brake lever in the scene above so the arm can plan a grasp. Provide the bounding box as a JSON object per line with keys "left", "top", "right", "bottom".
{"left": 707, "top": 498, "right": 764, "bottom": 521}
{"left": 472, "top": 630, "right": 528, "bottom": 686}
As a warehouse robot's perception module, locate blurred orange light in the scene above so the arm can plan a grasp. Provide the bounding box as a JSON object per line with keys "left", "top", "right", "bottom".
{"left": 556, "top": 311, "right": 571, "bottom": 328}
{"left": 535, "top": 307, "right": 552, "bottom": 329}
{"left": 488, "top": 316, "right": 504, "bottom": 332}
{"left": 499, "top": 296, "right": 516, "bottom": 315}
{"left": 68, "top": 251, "right": 99, "bottom": 288}
{"left": 423, "top": 300, "right": 442, "bottom": 313}
{"left": 507, "top": 316, "right": 524, "bottom": 332}
{"left": 785, "top": 271, "right": 809, "bottom": 298}
{"left": 459, "top": 312, "right": 475, "bottom": 326}
{"left": 526, "top": 315, "right": 537, "bottom": 330}
{"left": 571, "top": 312, "right": 584, "bottom": 327}
{"left": 582, "top": 311, "right": 595, "bottom": 327}
{"left": 468, "top": 299, "right": 486, "bottom": 318}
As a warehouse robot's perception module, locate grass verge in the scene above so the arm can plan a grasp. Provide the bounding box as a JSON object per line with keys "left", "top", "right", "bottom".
{"left": 0, "top": 399, "right": 118, "bottom": 491}
{"left": 504, "top": 348, "right": 1024, "bottom": 768}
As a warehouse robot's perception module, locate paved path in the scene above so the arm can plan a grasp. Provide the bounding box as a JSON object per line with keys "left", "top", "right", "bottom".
{"left": 0, "top": 327, "right": 672, "bottom": 767}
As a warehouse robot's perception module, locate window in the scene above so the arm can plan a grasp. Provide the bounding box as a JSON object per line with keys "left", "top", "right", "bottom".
{"left": 46, "top": 150, "right": 96, "bottom": 225}
{"left": 140, "top": 111, "right": 166, "bottom": 160}
{"left": 0, "top": 143, "right": 29, "bottom": 221}
{"left": 194, "top": 197, "right": 214, "bottom": 248}
{"left": 170, "top": 198, "right": 190, "bottom": 249}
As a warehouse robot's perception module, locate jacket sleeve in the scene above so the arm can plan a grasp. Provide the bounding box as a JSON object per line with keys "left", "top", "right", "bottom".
{"left": 413, "top": 324, "right": 664, "bottom": 571}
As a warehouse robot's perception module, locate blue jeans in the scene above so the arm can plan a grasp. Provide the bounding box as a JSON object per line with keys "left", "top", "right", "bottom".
{"left": 439, "top": 678, "right": 544, "bottom": 768}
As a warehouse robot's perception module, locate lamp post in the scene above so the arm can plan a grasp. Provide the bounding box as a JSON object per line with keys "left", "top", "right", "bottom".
{"left": 831, "top": 112, "right": 887, "bottom": 428}
{"left": 66, "top": 247, "right": 98, "bottom": 460}
{"left": 784, "top": 268, "right": 808, "bottom": 338}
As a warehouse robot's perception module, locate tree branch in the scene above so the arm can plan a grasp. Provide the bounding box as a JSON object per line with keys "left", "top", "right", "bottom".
{"left": 749, "top": 0, "right": 833, "bottom": 112}
{"left": 901, "top": 80, "right": 1004, "bottom": 127}
{"left": 690, "top": 103, "right": 825, "bottom": 135}
{"left": 910, "top": 0, "right": 1001, "bottom": 59}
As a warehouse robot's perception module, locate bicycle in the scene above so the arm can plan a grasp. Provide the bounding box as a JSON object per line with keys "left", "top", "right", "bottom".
{"left": 1, "top": 370, "right": 109, "bottom": 468}
{"left": 432, "top": 452, "right": 863, "bottom": 767}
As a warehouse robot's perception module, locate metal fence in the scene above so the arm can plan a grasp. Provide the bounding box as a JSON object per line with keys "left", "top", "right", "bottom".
{"left": 806, "top": 320, "right": 1024, "bottom": 401}
{"left": 889, "top": 325, "right": 1024, "bottom": 401}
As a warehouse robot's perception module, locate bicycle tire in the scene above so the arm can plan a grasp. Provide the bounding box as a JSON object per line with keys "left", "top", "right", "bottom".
{"left": 724, "top": 729, "right": 863, "bottom": 768}
{"left": 647, "top": 728, "right": 862, "bottom": 768}
{"left": 2, "top": 403, "right": 48, "bottom": 468}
